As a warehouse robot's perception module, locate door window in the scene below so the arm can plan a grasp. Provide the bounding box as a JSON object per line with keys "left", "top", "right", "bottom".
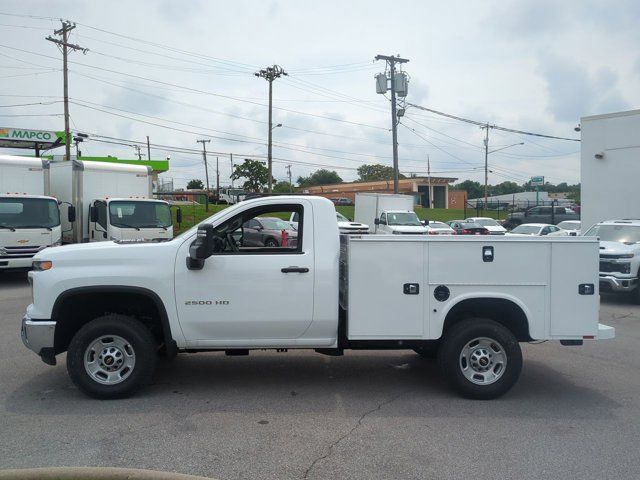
{"left": 379, "top": 213, "right": 387, "bottom": 225}
{"left": 210, "top": 204, "right": 303, "bottom": 254}
{"left": 95, "top": 201, "right": 107, "bottom": 229}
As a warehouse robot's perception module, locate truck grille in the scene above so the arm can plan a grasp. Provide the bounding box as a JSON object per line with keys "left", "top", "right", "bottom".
{"left": 599, "top": 260, "right": 631, "bottom": 274}
{"left": 0, "top": 246, "right": 41, "bottom": 259}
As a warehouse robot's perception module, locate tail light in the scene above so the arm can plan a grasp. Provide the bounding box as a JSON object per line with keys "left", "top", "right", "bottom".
{"left": 428, "top": 230, "right": 438, "bottom": 235}
{"left": 461, "top": 229, "right": 471, "bottom": 234}
{"left": 451, "top": 231, "right": 457, "bottom": 235}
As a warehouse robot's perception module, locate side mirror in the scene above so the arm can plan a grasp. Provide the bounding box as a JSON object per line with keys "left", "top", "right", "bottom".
{"left": 423, "top": 219, "right": 429, "bottom": 226}
{"left": 176, "top": 207, "right": 183, "bottom": 224}
{"left": 67, "top": 205, "right": 76, "bottom": 223}
{"left": 187, "top": 224, "right": 216, "bottom": 270}
{"left": 89, "top": 205, "right": 98, "bottom": 223}
{"left": 374, "top": 218, "right": 380, "bottom": 225}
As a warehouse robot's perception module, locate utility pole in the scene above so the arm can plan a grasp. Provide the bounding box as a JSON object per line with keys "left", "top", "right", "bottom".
{"left": 196, "top": 139, "right": 211, "bottom": 212}
{"left": 146, "top": 136, "right": 151, "bottom": 161}
{"left": 216, "top": 157, "right": 220, "bottom": 200}
{"left": 134, "top": 145, "right": 143, "bottom": 160}
{"left": 286, "top": 164, "right": 292, "bottom": 192}
{"left": 46, "top": 20, "right": 88, "bottom": 161}
{"left": 375, "top": 54, "right": 409, "bottom": 194}
{"left": 229, "top": 153, "right": 234, "bottom": 187}
{"left": 255, "top": 65, "right": 287, "bottom": 193}
{"left": 427, "top": 154, "right": 433, "bottom": 209}
{"left": 482, "top": 123, "right": 491, "bottom": 209}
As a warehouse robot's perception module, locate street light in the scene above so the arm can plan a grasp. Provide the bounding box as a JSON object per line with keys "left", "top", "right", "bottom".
{"left": 272, "top": 123, "right": 282, "bottom": 131}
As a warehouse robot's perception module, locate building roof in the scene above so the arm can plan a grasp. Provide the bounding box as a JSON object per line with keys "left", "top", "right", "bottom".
{"left": 305, "top": 176, "right": 457, "bottom": 193}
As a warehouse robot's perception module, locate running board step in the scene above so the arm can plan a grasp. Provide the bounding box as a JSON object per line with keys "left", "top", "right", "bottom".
{"left": 314, "top": 348, "right": 344, "bottom": 356}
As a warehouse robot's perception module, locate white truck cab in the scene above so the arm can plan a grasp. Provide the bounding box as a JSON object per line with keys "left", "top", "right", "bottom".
{"left": 0, "top": 155, "right": 62, "bottom": 270}
{"left": 88, "top": 198, "right": 173, "bottom": 242}
{"left": 21, "top": 196, "right": 613, "bottom": 400}
{"left": 374, "top": 210, "right": 428, "bottom": 235}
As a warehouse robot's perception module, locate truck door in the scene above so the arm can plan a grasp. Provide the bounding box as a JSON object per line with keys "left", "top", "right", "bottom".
{"left": 90, "top": 200, "right": 108, "bottom": 241}
{"left": 174, "top": 201, "right": 315, "bottom": 345}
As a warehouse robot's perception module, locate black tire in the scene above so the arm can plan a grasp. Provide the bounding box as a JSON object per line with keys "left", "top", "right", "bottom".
{"left": 413, "top": 343, "right": 439, "bottom": 359}
{"left": 438, "top": 318, "right": 522, "bottom": 400}
{"left": 66, "top": 314, "right": 157, "bottom": 399}
{"left": 264, "top": 237, "right": 278, "bottom": 247}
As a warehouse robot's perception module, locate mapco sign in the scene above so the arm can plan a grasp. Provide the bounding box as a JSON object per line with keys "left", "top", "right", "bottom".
{"left": 530, "top": 176, "right": 545, "bottom": 187}
{"left": 0, "top": 128, "right": 66, "bottom": 150}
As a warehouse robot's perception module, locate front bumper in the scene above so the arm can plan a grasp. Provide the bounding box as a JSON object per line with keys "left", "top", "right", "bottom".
{"left": 21, "top": 314, "right": 56, "bottom": 365}
{"left": 599, "top": 275, "right": 639, "bottom": 293}
{"left": 0, "top": 257, "right": 34, "bottom": 270}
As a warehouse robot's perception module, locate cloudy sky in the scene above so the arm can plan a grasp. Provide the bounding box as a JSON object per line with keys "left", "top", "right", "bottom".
{"left": 1, "top": 0, "right": 638, "bottom": 189}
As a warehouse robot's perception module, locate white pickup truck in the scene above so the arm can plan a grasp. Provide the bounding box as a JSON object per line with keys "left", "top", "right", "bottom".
{"left": 21, "top": 196, "right": 614, "bottom": 400}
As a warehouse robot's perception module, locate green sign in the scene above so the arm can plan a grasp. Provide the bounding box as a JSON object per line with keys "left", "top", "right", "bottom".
{"left": 0, "top": 127, "right": 66, "bottom": 149}
{"left": 530, "top": 176, "right": 544, "bottom": 187}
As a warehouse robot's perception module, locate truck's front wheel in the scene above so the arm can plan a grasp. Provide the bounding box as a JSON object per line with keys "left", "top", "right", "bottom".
{"left": 66, "top": 314, "right": 157, "bottom": 399}
{"left": 438, "top": 318, "right": 522, "bottom": 399}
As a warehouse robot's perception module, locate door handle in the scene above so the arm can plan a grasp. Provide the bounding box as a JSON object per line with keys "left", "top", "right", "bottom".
{"left": 281, "top": 266, "right": 309, "bottom": 273}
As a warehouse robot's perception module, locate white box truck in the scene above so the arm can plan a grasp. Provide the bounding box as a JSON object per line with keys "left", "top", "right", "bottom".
{"left": 21, "top": 196, "right": 613, "bottom": 400}
{"left": 354, "top": 192, "right": 427, "bottom": 234}
{"left": 0, "top": 155, "right": 62, "bottom": 271}
{"left": 50, "top": 160, "right": 173, "bottom": 243}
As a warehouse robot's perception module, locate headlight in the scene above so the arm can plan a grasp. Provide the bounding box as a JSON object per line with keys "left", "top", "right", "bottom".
{"left": 32, "top": 260, "right": 53, "bottom": 271}
{"left": 621, "top": 263, "right": 631, "bottom": 274}
{"left": 51, "top": 240, "right": 62, "bottom": 247}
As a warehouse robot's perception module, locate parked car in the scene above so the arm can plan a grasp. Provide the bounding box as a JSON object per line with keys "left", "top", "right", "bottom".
{"left": 505, "top": 223, "right": 562, "bottom": 236}
{"left": 447, "top": 221, "right": 490, "bottom": 235}
{"left": 584, "top": 219, "right": 640, "bottom": 302}
{"left": 424, "top": 220, "right": 456, "bottom": 235}
{"left": 242, "top": 216, "right": 297, "bottom": 247}
{"left": 504, "top": 206, "right": 579, "bottom": 229}
{"left": 548, "top": 220, "right": 582, "bottom": 236}
{"left": 464, "top": 217, "right": 507, "bottom": 235}
{"left": 331, "top": 197, "right": 354, "bottom": 206}
{"left": 290, "top": 211, "right": 369, "bottom": 235}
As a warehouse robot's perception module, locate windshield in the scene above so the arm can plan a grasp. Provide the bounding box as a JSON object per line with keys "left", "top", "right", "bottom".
{"left": 584, "top": 224, "right": 640, "bottom": 244}
{"left": 336, "top": 212, "right": 349, "bottom": 222}
{"left": 511, "top": 225, "right": 541, "bottom": 235}
{"left": 0, "top": 197, "right": 60, "bottom": 229}
{"left": 474, "top": 218, "right": 501, "bottom": 227}
{"left": 259, "top": 218, "right": 295, "bottom": 231}
{"left": 386, "top": 212, "right": 422, "bottom": 226}
{"left": 108, "top": 201, "right": 172, "bottom": 229}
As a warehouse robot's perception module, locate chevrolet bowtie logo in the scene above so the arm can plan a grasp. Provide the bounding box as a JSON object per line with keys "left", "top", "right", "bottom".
{"left": 17, "top": 239, "right": 29, "bottom": 244}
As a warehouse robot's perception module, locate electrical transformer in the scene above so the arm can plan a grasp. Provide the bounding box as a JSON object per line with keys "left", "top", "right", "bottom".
{"left": 394, "top": 72, "right": 408, "bottom": 97}
{"left": 375, "top": 73, "right": 388, "bottom": 94}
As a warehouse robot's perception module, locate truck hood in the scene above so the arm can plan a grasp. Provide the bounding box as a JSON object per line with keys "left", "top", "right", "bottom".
{"left": 0, "top": 228, "right": 58, "bottom": 249}
{"left": 111, "top": 227, "right": 172, "bottom": 242}
{"left": 598, "top": 240, "right": 639, "bottom": 255}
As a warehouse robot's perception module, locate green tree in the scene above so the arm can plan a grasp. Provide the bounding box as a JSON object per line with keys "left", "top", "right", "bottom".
{"left": 230, "top": 159, "right": 272, "bottom": 192}
{"left": 492, "top": 181, "right": 523, "bottom": 196}
{"left": 186, "top": 179, "right": 204, "bottom": 190}
{"left": 297, "top": 169, "right": 342, "bottom": 188}
{"left": 273, "top": 181, "right": 294, "bottom": 193}
{"left": 452, "top": 180, "right": 483, "bottom": 199}
{"left": 356, "top": 164, "right": 405, "bottom": 182}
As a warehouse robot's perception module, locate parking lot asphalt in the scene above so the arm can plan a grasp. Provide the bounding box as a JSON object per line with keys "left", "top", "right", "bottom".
{"left": 1, "top": 270, "right": 639, "bottom": 480}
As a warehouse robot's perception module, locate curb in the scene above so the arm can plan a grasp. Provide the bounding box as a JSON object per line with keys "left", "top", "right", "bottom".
{"left": 0, "top": 467, "right": 216, "bottom": 480}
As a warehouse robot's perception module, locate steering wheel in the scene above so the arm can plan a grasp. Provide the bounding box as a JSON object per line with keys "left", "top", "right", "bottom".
{"left": 225, "top": 232, "right": 239, "bottom": 252}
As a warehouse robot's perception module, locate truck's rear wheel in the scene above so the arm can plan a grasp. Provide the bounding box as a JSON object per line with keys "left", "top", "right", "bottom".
{"left": 66, "top": 314, "right": 157, "bottom": 399}
{"left": 438, "top": 318, "right": 522, "bottom": 399}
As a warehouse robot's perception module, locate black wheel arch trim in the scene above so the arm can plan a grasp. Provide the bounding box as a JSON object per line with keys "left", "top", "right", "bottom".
{"left": 51, "top": 285, "right": 178, "bottom": 358}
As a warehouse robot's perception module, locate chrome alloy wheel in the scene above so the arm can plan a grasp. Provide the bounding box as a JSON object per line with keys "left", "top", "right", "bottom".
{"left": 84, "top": 335, "right": 136, "bottom": 385}
{"left": 459, "top": 337, "right": 507, "bottom": 385}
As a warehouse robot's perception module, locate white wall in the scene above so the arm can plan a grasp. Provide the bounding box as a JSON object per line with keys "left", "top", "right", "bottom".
{"left": 581, "top": 109, "right": 640, "bottom": 231}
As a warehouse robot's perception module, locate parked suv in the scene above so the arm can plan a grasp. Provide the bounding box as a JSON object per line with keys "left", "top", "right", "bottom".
{"left": 504, "top": 206, "right": 579, "bottom": 229}
{"left": 583, "top": 219, "right": 640, "bottom": 302}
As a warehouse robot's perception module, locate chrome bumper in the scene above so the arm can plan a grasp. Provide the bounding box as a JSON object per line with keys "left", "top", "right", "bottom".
{"left": 599, "top": 275, "right": 639, "bottom": 292}
{"left": 21, "top": 314, "right": 56, "bottom": 364}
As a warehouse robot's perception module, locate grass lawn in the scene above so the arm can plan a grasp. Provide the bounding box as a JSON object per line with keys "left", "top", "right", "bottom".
{"left": 171, "top": 202, "right": 506, "bottom": 235}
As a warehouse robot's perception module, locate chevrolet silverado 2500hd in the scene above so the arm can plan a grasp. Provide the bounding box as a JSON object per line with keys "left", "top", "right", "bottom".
{"left": 21, "top": 196, "right": 614, "bottom": 400}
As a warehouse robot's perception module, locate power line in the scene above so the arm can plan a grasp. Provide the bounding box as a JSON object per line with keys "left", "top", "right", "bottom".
{"left": 406, "top": 102, "right": 580, "bottom": 142}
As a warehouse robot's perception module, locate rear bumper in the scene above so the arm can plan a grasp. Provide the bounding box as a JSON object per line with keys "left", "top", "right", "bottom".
{"left": 21, "top": 314, "right": 56, "bottom": 364}
{"left": 599, "top": 275, "right": 638, "bottom": 292}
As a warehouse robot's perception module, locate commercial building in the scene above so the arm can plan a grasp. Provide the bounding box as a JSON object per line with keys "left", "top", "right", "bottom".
{"left": 303, "top": 176, "right": 458, "bottom": 208}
